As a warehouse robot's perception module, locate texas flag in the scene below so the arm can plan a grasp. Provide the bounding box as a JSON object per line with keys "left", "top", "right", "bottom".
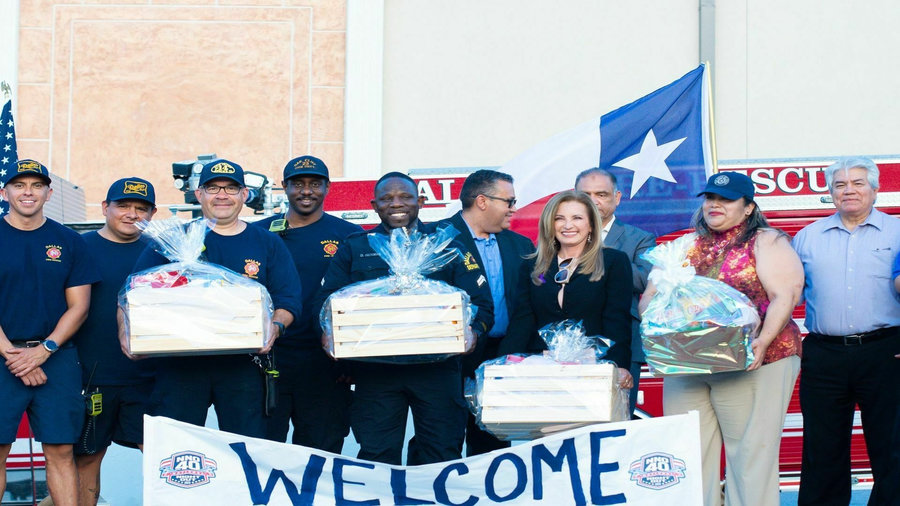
{"left": 501, "top": 63, "right": 715, "bottom": 238}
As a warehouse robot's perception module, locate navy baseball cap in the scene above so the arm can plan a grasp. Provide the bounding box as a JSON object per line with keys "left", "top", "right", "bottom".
{"left": 106, "top": 177, "right": 156, "bottom": 206}
{"left": 283, "top": 155, "right": 329, "bottom": 181}
{"left": 697, "top": 172, "right": 755, "bottom": 201}
{"left": 5, "top": 159, "right": 52, "bottom": 185}
{"left": 198, "top": 159, "right": 245, "bottom": 186}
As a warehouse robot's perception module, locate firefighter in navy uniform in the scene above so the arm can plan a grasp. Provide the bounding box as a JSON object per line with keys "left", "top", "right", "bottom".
{"left": 316, "top": 172, "right": 494, "bottom": 465}
{"left": 73, "top": 177, "right": 158, "bottom": 506}
{"left": 0, "top": 160, "right": 99, "bottom": 506}
{"left": 133, "top": 159, "right": 301, "bottom": 438}
{"left": 254, "top": 155, "right": 362, "bottom": 452}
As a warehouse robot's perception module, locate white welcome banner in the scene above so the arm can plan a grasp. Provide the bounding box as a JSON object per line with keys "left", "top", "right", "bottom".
{"left": 144, "top": 412, "right": 702, "bottom": 505}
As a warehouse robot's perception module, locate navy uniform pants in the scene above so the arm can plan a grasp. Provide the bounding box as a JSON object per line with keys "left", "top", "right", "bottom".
{"left": 351, "top": 360, "right": 467, "bottom": 466}
{"left": 152, "top": 355, "right": 266, "bottom": 439}
{"left": 798, "top": 329, "right": 900, "bottom": 506}
{"left": 264, "top": 346, "right": 351, "bottom": 453}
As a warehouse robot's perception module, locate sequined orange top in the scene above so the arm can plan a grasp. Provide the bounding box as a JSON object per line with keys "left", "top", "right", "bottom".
{"left": 686, "top": 225, "right": 801, "bottom": 364}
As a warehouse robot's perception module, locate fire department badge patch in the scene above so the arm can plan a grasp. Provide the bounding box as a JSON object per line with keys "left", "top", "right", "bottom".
{"left": 45, "top": 245, "right": 62, "bottom": 261}
{"left": 463, "top": 252, "right": 480, "bottom": 271}
{"left": 629, "top": 452, "right": 687, "bottom": 490}
{"left": 244, "top": 259, "right": 260, "bottom": 278}
{"left": 158, "top": 451, "right": 218, "bottom": 489}
{"left": 322, "top": 240, "right": 339, "bottom": 257}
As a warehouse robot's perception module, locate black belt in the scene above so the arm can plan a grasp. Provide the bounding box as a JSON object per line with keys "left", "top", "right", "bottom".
{"left": 809, "top": 326, "right": 898, "bottom": 346}
{"left": 11, "top": 340, "right": 43, "bottom": 348}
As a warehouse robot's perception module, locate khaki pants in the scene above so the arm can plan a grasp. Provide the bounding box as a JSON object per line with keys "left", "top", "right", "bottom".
{"left": 664, "top": 356, "right": 800, "bottom": 506}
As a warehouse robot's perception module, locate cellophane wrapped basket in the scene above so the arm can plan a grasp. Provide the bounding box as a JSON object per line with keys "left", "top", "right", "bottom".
{"left": 118, "top": 218, "right": 274, "bottom": 357}
{"left": 640, "top": 234, "right": 760, "bottom": 376}
{"left": 465, "top": 320, "right": 629, "bottom": 441}
{"left": 319, "top": 225, "right": 476, "bottom": 364}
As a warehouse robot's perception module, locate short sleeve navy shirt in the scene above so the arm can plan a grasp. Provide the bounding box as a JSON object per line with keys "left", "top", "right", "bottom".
{"left": 0, "top": 218, "right": 100, "bottom": 341}
{"left": 74, "top": 232, "right": 153, "bottom": 385}
{"left": 254, "top": 213, "right": 362, "bottom": 348}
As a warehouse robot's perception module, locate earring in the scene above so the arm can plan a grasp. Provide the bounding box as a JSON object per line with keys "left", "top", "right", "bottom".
{"left": 587, "top": 232, "right": 592, "bottom": 243}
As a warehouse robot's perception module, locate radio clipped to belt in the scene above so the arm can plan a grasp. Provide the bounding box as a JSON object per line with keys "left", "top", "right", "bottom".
{"left": 252, "top": 352, "right": 279, "bottom": 417}
{"left": 77, "top": 364, "right": 103, "bottom": 455}
{"left": 85, "top": 388, "right": 102, "bottom": 417}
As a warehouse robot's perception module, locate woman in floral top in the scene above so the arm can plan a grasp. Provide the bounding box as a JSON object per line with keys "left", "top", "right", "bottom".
{"left": 640, "top": 172, "right": 804, "bottom": 506}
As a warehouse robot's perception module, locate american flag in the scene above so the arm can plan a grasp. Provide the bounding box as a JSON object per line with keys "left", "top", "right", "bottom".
{"left": 1, "top": 99, "right": 18, "bottom": 216}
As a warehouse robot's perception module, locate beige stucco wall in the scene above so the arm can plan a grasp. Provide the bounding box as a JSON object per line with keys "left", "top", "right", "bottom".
{"left": 16, "top": 0, "right": 346, "bottom": 218}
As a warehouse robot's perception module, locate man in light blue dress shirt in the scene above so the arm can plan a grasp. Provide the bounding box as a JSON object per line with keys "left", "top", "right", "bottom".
{"left": 438, "top": 170, "right": 534, "bottom": 456}
{"left": 792, "top": 156, "right": 900, "bottom": 506}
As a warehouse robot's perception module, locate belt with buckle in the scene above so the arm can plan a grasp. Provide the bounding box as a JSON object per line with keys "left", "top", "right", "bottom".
{"left": 810, "top": 326, "right": 898, "bottom": 346}
{"left": 11, "top": 340, "right": 43, "bottom": 349}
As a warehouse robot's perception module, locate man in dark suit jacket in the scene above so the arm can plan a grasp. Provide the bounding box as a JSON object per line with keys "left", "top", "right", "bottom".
{"left": 438, "top": 169, "right": 535, "bottom": 456}
{"left": 576, "top": 168, "right": 655, "bottom": 417}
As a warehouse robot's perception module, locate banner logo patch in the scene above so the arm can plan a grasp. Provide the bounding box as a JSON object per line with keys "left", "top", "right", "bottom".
{"left": 159, "top": 451, "right": 218, "bottom": 489}
{"left": 629, "top": 452, "right": 687, "bottom": 490}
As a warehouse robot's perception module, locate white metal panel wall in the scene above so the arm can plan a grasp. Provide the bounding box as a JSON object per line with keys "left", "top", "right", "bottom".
{"left": 716, "top": 0, "right": 900, "bottom": 159}
{"left": 379, "top": 0, "right": 700, "bottom": 174}
{"left": 359, "top": 1, "right": 900, "bottom": 179}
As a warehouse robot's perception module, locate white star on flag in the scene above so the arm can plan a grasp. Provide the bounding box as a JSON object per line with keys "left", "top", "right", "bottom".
{"left": 611, "top": 129, "right": 685, "bottom": 197}
{"left": 3, "top": 144, "right": 9, "bottom": 152}
{"left": 5, "top": 133, "right": 10, "bottom": 139}
{"left": 1, "top": 157, "right": 7, "bottom": 165}
{"left": 0, "top": 168, "right": 6, "bottom": 177}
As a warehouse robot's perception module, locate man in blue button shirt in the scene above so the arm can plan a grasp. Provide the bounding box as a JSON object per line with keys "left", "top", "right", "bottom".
{"left": 792, "top": 156, "right": 900, "bottom": 506}
{"left": 438, "top": 169, "right": 534, "bottom": 456}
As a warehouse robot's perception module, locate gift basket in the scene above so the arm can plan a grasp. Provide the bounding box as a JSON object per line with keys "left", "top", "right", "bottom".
{"left": 465, "top": 320, "right": 629, "bottom": 441}
{"left": 118, "top": 218, "right": 274, "bottom": 356}
{"left": 319, "top": 225, "right": 477, "bottom": 363}
{"left": 640, "top": 234, "right": 760, "bottom": 375}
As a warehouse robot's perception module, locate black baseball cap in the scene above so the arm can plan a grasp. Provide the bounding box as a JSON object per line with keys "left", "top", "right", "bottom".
{"left": 697, "top": 172, "right": 755, "bottom": 201}
{"left": 5, "top": 159, "right": 51, "bottom": 185}
{"left": 283, "top": 155, "right": 329, "bottom": 181}
{"left": 106, "top": 177, "right": 156, "bottom": 206}
{"left": 198, "top": 159, "right": 245, "bottom": 186}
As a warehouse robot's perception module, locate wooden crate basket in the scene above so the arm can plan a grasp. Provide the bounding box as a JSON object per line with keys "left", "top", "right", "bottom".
{"left": 480, "top": 363, "right": 620, "bottom": 438}
{"left": 126, "top": 284, "right": 266, "bottom": 355}
{"left": 330, "top": 292, "right": 466, "bottom": 358}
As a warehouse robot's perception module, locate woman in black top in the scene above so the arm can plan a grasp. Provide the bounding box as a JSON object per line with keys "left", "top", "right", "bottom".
{"left": 498, "top": 190, "right": 634, "bottom": 388}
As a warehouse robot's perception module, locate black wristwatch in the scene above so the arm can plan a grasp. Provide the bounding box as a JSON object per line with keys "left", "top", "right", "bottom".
{"left": 42, "top": 339, "right": 59, "bottom": 354}
{"left": 273, "top": 321, "right": 285, "bottom": 337}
